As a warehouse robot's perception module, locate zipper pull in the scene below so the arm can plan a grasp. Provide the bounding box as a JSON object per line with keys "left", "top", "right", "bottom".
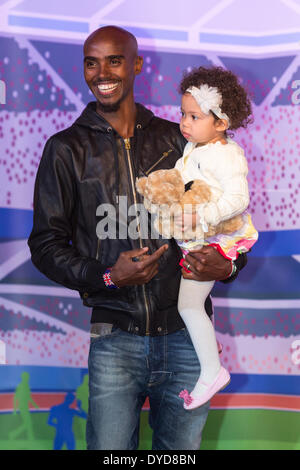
{"left": 124, "top": 138, "right": 131, "bottom": 150}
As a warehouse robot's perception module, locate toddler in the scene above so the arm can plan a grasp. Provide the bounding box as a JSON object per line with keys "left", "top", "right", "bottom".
{"left": 173, "top": 66, "right": 258, "bottom": 410}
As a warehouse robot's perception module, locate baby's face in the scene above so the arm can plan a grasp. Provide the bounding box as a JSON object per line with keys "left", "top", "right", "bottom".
{"left": 179, "top": 93, "right": 219, "bottom": 145}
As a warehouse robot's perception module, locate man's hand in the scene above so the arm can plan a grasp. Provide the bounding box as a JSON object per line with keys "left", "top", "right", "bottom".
{"left": 110, "top": 245, "right": 168, "bottom": 287}
{"left": 181, "top": 245, "right": 231, "bottom": 281}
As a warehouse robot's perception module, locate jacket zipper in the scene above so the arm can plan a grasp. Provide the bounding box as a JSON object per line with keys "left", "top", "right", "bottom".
{"left": 124, "top": 138, "right": 151, "bottom": 335}
{"left": 145, "top": 149, "right": 173, "bottom": 175}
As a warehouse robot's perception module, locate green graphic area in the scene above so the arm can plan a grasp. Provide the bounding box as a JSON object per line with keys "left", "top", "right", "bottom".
{"left": 0, "top": 409, "right": 299, "bottom": 450}
{"left": 1, "top": 371, "right": 89, "bottom": 450}
{"left": 9, "top": 372, "right": 39, "bottom": 442}
{"left": 0, "top": 412, "right": 87, "bottom": 450}
{"left": 202, "top": 409, "right": 300, "bottom": 450}
{"left": 139, "top": 410, "right": 300, "bottom": 450}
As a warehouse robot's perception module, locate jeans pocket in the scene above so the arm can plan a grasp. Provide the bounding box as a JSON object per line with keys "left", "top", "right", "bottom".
{"left": 90, "top": 324, "right": 121, "bottom": 346}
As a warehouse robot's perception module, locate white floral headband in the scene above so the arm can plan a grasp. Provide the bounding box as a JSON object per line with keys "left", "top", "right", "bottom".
{"left": 186, "top": 84, "right": 231, "bottom": 127}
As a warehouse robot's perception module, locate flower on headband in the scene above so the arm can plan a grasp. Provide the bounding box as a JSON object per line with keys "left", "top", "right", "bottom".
{"left": 186, "top": 84, "right": 231, "bottom": 126}
{"left": 187, "top": 85, "right": 222, "bottom": 115}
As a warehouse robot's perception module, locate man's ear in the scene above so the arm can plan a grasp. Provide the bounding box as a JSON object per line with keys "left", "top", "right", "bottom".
{"left": 135, "top": 55, "right": 143, "bottom": 75}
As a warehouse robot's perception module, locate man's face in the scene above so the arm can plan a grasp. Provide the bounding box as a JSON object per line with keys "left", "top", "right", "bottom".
{"left": 84, "top": 34, "right": 142, "bottom": 113}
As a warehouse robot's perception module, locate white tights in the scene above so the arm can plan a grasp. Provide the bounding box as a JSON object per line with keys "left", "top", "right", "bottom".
{"left": 178, "top": 276, "right": 221, "bottom": 397}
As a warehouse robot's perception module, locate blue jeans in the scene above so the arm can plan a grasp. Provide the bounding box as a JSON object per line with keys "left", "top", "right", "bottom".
{"left": 86, "top": 327, "right": 210, "bottom": 450}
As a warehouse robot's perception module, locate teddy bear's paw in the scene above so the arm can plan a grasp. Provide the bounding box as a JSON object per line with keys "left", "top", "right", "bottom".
{"left": 221, "top": 215, "right": 244, "bottom": 234}
{"left": 170, "top": 203, "right": 183, "bottom": 216}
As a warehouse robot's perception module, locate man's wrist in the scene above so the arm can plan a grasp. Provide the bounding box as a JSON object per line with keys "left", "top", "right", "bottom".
{"left": 103, "top": 267, "right": 119, "bottom": 289}
{"left": 224, "top": 259, "right": 237, "bottom": 279}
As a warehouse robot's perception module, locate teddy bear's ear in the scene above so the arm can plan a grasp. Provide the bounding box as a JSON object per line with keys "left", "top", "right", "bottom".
{"left": 136, "top": 177, "right": 147, "bottom": 195}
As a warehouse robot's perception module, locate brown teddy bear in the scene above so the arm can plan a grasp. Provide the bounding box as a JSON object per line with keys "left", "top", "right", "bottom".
{"left": 136, "top": 168, "right": 243, "bottom": 241}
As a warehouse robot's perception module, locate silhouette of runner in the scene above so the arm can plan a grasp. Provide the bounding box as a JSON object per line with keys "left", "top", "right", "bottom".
{"left": 9, "top": 372, "right": 39, "bottom": 441}
{"left": 48, "top": 392, "right": 87, "bottom": 450}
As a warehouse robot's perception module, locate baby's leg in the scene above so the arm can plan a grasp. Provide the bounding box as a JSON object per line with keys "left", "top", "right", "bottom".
{"left": 178, "top": 277, "right": 221, "bottom": 397}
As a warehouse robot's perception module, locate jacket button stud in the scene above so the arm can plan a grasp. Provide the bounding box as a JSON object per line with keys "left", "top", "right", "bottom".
{"left": 83, "top": 292, "right": 89, "bottom": 299}
{"left": 135, "top": 326, "right": 139, "bottom": 332}
{"left": 157, "top": 327, "right": 162, "bottom": 332}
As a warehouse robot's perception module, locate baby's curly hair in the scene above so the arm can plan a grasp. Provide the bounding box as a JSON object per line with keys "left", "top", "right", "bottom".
{"left": 179, "top": 66, "right": 253, "bottom": 131}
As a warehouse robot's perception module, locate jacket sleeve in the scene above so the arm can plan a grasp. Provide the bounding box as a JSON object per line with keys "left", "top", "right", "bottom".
{"left": 203, "top": 145, "right": 250, "bottom": 225}
{"left": 28, "top": 136, "right": 108, "bottom": 293}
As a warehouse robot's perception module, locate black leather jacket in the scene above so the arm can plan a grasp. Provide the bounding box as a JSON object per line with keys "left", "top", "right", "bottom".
{"left": 28, "top": 102, "right": 246, "bottom": 336}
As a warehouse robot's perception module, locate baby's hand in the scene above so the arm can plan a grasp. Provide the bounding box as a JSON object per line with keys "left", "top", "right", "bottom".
{"left": 174, "top": 212, "right": 198, "bottom": 231}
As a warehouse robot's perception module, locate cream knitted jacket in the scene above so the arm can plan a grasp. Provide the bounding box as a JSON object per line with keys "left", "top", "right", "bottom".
{"left": 175, "top": 138, "right": 250, "bottom": 226}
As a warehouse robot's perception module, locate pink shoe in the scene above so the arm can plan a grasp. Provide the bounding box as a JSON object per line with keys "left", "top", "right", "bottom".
{"left": 179, "top": 367, "right": 230, "bottom": 410}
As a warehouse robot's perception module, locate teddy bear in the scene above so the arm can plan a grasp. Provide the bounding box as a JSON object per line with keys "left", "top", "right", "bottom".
{"left": 136, "top": 168, "right": 243, "bottom": 241}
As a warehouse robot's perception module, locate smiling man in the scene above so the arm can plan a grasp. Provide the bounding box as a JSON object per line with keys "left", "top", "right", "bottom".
{"left": 84, "top": 27, "right": 142, "bottom": 117}
{"left": 28, "top": 26, "right": 247, "bottom": 450}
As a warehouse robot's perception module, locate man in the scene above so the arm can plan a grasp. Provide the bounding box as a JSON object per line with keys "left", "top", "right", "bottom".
{"left": 28, "top": 26, "right": 246, "bottom": 450}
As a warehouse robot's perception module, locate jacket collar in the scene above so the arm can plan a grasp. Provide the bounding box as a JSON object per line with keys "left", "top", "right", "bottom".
{"left": 75, "top": 101, "right": 154, "bottom": 133}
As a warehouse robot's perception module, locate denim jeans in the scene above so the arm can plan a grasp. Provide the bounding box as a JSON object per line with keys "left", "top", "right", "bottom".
{"left": 86, "top": 326, "right": 210, "bottom": 450}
